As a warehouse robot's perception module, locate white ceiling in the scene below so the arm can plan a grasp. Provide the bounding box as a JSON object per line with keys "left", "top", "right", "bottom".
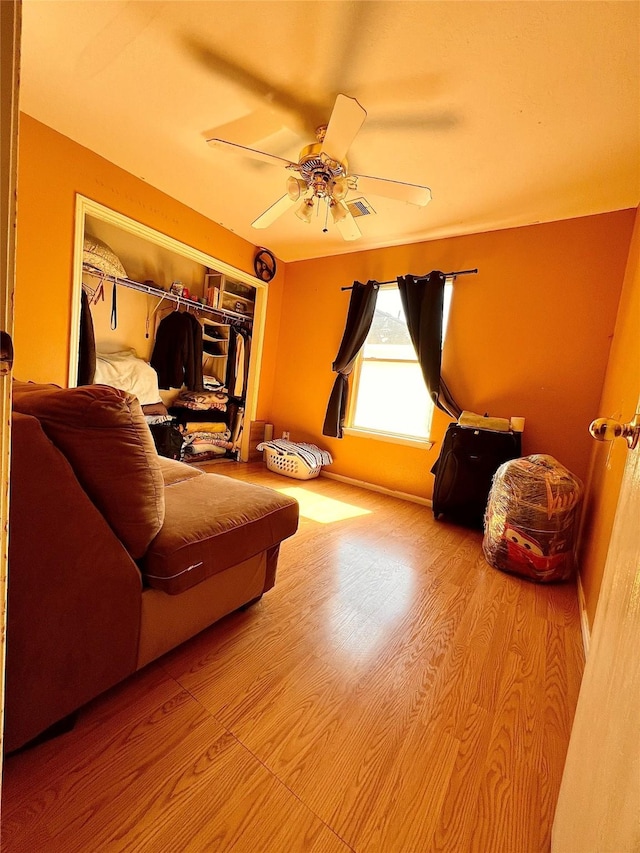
{"left": 20, "top": 0, "right": 640, "bottom": 263}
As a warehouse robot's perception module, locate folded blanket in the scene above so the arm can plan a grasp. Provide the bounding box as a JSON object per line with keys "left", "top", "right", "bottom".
{"left": 256, "top": 439, "right": 333, "bottom": 468}
{"left": 183, "top": 448, "right": 229, "bottom": 463}
{"left": 173, "top": 389, "right": 228, "bottom": 411}
{"left": 184, "top": 422, "right": 227, "bottom": 434}
{"left": 144, "top": 414, "right": 175, "bottom": 426}
{"left": 142, "top": 401, "right": 169, "bottom": 417}
{"left": 458, "top": 411, "right": 511, "bottom": 432}
{"left": 203, "top": 375, "right": 225, "bottom": 391}
{"left": 183, "top": 432, "right": 233, "bottom": 452}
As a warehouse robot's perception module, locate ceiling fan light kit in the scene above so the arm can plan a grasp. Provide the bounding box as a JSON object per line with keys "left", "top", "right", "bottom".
{"left": 330, "top": 201, "right": 348, "bottom": 225}
{"left": 295, "top": 199, "right": 314, "bottom": 224}
{"left": 207, "top": 94, "right": 431, "bottom": 242}
{"left": 286, "top": 176, "right": 307, "bottom": 201}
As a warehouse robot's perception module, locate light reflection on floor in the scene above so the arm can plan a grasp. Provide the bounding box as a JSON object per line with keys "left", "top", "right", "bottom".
{"left": 325, "top": 545, "right": 417, "bottom": 662}
{"left": 276, "top": 486, "right": 372, "bottom": 524}
{"left": 336, "top": 541, "right": 417, "bottom": 622}
{"left": 274, "top": 488, "right": 413, "bottom": 661}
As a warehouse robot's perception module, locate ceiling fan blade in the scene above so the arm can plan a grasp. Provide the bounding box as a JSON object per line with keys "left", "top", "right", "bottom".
{"left": 252, "top": 194, "right": 297, "bottom": 229}
{"left": 335, "top": 206, "right": 362, "bottom": 242}
{"left": 351, "top": 174, "right": 432, "bottom": 207}
{"left": 204, "top": 109, "right": 287, "bottom": 148}
{"left": 185, "top": 37, "right": 326, "bottom": 133}
{"left": 321, "top": 94, "right": 367, "bottom": 163}
{"left": 207, "top": 138, "right": 297, "bottom": 170}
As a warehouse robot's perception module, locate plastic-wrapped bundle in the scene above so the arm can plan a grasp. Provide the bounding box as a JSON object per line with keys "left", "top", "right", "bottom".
{"left": 483, "top": 454, "right": 583, "bottom": 583}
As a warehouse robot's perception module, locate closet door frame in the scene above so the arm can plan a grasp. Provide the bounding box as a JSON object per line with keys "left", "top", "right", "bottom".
{"left": 70, "top": 195, "right": 267, "bottom": 462}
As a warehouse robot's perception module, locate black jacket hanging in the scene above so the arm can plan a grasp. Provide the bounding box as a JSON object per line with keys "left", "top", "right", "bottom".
{"left": 183, "top": 312, "right": 204, "bottom": 391}
{"left": 77, "top": 288, "right": 96, "bottom": 386}
{"left": 150, "top": 311, "right": 203, "bottom": 391}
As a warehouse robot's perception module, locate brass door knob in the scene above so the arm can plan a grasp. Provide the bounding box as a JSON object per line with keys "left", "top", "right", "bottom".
{"left": 589, "top": 414, "right": 640, "bottom": 450}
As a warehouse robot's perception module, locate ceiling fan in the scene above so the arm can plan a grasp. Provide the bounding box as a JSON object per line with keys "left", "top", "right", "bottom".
{"left": 207, "top": 94, "right": 432, "bottom": 241}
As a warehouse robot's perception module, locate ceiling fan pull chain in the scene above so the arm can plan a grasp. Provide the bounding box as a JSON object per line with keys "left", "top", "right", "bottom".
{"left": 323, "top": 199, "right": 330, "bottom": 233}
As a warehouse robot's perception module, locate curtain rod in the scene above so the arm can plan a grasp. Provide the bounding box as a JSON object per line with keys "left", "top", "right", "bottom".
{"left": 340, "top": 268, "right": 478, "bottom": 291}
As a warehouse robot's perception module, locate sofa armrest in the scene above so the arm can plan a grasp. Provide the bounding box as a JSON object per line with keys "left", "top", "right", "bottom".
{"left": 5, "top": 413, "right": 143, "bottom": 752}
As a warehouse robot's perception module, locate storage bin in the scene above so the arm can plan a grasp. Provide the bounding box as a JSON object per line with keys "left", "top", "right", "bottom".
{"left": 264, "top": 446, "right": 321, "bottom": 480}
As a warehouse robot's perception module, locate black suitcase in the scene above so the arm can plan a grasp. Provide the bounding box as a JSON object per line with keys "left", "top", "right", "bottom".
{"left": 432, "top": 424, "right": 521, "bottom": 528}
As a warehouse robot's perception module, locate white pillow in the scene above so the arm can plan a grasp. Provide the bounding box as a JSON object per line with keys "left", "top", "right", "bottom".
{"left": 94, "top": 349, "right": 161, "bottom": 406}
{"left": 83, "top": 234, "right": 127, "bottom": 279}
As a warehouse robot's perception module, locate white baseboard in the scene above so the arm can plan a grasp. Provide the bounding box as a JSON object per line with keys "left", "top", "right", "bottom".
{"left": 320, "top": 470, "right": 432, "bottom": 507}
{"left": 576, "top": 572, "right": 591, "bottom": 658}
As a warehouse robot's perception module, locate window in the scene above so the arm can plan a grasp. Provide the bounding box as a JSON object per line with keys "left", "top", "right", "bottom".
{"left": 347, "top": 282, "right": 452, "bottom": 444}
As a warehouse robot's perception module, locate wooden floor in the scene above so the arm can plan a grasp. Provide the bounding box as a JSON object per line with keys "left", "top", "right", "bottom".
{"left": 1, "top": 464, "right": 584, "bottom": 853}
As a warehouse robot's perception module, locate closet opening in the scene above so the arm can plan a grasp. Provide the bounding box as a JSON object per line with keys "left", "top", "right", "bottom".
{"left": 70, "top": 195, "right": 266, "bottom": 463}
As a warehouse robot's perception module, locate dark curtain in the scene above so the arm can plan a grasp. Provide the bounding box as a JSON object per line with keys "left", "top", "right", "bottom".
{"left": 322, "top": 280, "right": 379, "bottom": 438}
{"left": 397, "top": 271, "right": 461, "bottom": 418}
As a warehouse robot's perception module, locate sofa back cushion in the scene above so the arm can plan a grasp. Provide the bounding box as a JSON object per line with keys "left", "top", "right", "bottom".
{"left": 13, "top": 383, "right": 165, "bottom": 558}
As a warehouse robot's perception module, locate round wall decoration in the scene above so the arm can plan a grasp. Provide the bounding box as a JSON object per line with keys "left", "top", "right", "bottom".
{"left": 254, "top": 248, "right": 277, "bottom": 282}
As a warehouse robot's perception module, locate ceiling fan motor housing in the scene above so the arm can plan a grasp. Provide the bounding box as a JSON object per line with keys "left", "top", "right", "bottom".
{"left": 298, "top": 142, "right": 347, "bottom": 199}
{"left": 210, "top": 93, "right": 430, "bottom": 240}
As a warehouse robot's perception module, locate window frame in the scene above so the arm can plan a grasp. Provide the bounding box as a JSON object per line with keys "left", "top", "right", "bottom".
{"left": 344, "top": 282, "right": 435, "bottom": 448}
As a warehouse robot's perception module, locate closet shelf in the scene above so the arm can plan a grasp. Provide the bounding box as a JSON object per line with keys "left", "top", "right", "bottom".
{"left": 83, "top": 266, "right": 252, "bottom": 326}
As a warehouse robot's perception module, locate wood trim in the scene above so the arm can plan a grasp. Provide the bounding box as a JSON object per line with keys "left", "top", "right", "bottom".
{"left": 71, "top": 196, "right": 268, "bottom": 461}
{"left": 576, "top": 571, "right": 591, "bottom": 658}
{"left": 321, "top": 469, "right": 433, "bottom": 506}
{"left": 553, "top": 415, "right": 640, "bottom": 851}
{"left": 343, "top": 426, "right": 434, "bottom": 450}
{"left": 0, "top": 0, "right": 20, "bottom": 791}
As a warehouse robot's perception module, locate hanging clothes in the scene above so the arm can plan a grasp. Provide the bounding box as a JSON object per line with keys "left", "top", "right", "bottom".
{"left": 233, "top": 329, "right": 245, "bottom": 397}
{"left": 150, "top": 310, "right": 204, "bottom": 391}
{"left": 241, "top": 328, "right": 251, "bottom": 397}
{"left": 225, "top": 326, "right": 237, "bottom": 395}
{"left": 78, "top": 288, "right": 96, "bottom": 385}
{"left": 184, "top": 311, "right": 204, "bottom": 391}
{"left": 225, "top": 327, "right": 251, "bottom": 399}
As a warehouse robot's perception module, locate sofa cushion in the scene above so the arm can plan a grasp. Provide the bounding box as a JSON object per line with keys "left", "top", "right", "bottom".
{"left": 142, "top": 473, "right": 299, "bottom": 594}
{"left": 6, "top": 412, "right": 142, "bottom": 752}
{"left": 158, "top": 456, "right": 204, "bottom": 486}
{"left": 13, "top": 383, "right": 165, "bottom": 559}
{"left": 12, "top": 379, "right": 64, "bottom": 395}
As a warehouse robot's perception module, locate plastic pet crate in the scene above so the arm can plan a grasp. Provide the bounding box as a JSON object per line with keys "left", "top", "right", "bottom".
{"left": 264, "top": 446, "right": 321, "bottom": 480}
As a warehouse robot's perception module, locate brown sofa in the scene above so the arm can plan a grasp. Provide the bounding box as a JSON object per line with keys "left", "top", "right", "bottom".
{"left": 5, "top": 382, "right": 299, "bottom": 753}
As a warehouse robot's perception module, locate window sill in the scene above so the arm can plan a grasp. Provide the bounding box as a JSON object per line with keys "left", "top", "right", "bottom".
{"left": 343, "top": 427, "right": 434, "bottom": 450}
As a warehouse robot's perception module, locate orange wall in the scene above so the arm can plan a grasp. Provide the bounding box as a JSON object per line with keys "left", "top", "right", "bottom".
{"left": 270, "top": 211, "right": 635, "bottom": 501}
{"left": 14, "top": 113, "right": 284, "bottom": 422}
{"left": 15, "top": 116, "right": 637, "bottom": 544}
{"left": 15, "top": 115, "right": 638, "bottom": 624}
{"left": 578, "top": 206, "right": 640, "bottom": 627}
